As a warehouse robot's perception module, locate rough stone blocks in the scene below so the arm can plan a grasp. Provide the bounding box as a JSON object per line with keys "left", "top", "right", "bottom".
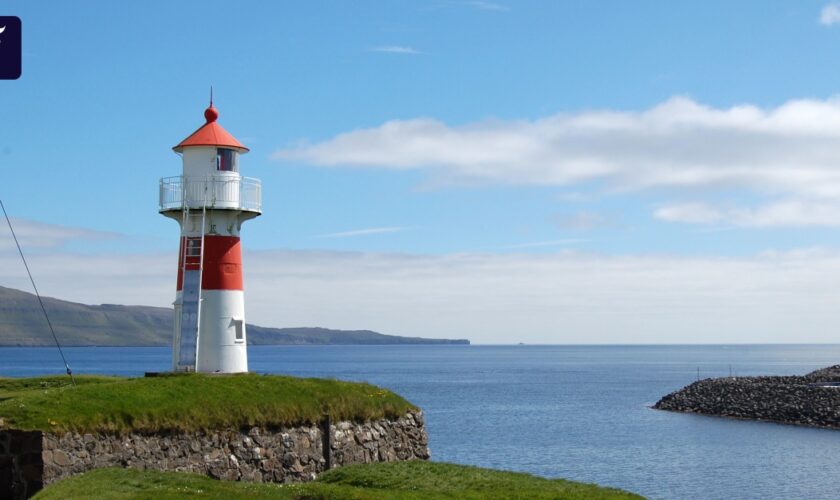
{"left": 0, "top": 411, "right": 429, "bottom": 499}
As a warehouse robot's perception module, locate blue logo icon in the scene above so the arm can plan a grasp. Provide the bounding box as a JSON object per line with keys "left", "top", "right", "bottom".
{"left": 0, "top": 16, "right": 21, "bottom": 80}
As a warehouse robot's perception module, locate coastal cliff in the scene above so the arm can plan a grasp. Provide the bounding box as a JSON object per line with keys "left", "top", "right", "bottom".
{"left": 654, "top": 365, "right": 840, "bottom": 429}
{"left": 0, "top": 286, "right": 469, "bottom": 346}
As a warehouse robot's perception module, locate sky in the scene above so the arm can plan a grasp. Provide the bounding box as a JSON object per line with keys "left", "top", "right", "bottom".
{"left": 4, "top": 1, "right": 840, "bottom": 343}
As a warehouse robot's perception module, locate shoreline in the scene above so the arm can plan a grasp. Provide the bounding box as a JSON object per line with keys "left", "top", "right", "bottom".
{"left": 0, "top": 341, "right": 471, "bottom": 348}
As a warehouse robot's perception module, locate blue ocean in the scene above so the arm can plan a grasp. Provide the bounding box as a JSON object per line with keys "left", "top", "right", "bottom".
{"left": 2, "top": 344, "right": 840, "bottom": 500}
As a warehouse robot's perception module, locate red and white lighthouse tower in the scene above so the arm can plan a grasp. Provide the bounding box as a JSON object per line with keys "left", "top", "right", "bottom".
{"left": 159, "top": 99, "right": 261, "bottom": 373}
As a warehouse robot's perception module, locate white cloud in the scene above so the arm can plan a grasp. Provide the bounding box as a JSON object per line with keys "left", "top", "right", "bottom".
{"left": 555, "top": 211, "right": 608, "bottom": 230}
{"left": 656, "top": 200, "right": 840, "bottom": 227}
{"left": 0, "top": 251, "right": 171, "bottom": 308}
{"left": 369, "top": 46, "right": 421, "bottom": 55}
{"left": 499, "top": 239, "right": 585, "bottom": 249}
{"left": 274, "top": 96, "right": 840, "bottom": 199}
{"left": 275, "top": 96, "right": 840, "bottom": 228}
{"left": 555, "top": 192, "right": 592, "bottom": 203}
{"left": 469, "top": 1, "right": 510, "bottom": 12}
{"left": 820, "top": 4, "right": 840, "bottom": 25}
{"left": 735, "top": 201, "right": 840, "bottom": 227}
{"left": 654, "top": 203, "right": 724, "bottom": 225}
{"left": 317, "top": 226, "right": 407, "bottom": 238}
{"left": 0, "top": 218, "right": 120, "bottom": 252}
{"left": 5, "top": 245, "right": 840, "bottom": 344}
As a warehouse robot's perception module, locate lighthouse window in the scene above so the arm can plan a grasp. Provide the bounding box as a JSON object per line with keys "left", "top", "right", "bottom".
{"left": 233, "top": 319, "right": 245, "bottom": 342}
{"left": 216, "top": 148, "right": 238, "bottom": 172}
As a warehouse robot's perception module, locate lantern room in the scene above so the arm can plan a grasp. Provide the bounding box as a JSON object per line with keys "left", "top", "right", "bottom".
{"left": 159, "top": 102, "right": 261, "bottom": 214}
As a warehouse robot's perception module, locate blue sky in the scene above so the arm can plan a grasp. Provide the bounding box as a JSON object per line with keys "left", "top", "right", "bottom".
{"left": 4, "top": 1, "right": 840, "bottom": 343}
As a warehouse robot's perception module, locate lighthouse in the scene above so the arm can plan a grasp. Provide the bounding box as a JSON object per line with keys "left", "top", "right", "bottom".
{"left": 159, "top": 99, "right": 261, "bottom": 373}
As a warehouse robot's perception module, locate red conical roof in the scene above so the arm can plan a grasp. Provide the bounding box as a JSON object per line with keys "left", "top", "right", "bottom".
{"left": 173, "top": 103, "right": 249, "bottom": 153}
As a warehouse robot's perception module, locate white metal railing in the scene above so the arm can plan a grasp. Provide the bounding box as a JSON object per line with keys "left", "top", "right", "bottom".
{"left": 159, "top": 176, "right": 262, "bottom": 212}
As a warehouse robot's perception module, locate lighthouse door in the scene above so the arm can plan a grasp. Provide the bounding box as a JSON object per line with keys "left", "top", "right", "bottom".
{"left": 177, "top": 236, "right": 203, "bottom": 370}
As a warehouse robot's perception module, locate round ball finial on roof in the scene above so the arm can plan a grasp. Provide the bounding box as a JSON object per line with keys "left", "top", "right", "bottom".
{"left": 173, "top": 97, "right": 248, "bottom": 153}
{"left": 204, "top": 105, "right": 219, "bottom": 123}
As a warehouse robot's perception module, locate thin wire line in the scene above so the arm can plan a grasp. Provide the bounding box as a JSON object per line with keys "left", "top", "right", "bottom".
{"left": 0, "top": 199, "right": 75, "bottom": 386}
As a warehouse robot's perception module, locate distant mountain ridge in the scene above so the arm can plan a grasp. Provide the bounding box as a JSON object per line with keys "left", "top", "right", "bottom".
{"left": 0, "top": 286, "right": 469, "bottom": 346}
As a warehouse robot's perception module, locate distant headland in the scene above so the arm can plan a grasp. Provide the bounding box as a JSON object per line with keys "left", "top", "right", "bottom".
{"left": 0, "top": 286, "right": 469, "bottom": 347}
{"left": 654, "top": 365, "right": 840, "bottom": 429}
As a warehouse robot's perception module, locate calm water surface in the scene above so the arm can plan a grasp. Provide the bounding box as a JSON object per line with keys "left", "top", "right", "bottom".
{"left": 2, "top": 344, "right": 840, "bottom": 500}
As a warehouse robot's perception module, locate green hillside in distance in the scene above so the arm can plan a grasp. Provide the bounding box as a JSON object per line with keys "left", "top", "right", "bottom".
{"left": 0, "top": 286, "right": 469, "bottom": 347}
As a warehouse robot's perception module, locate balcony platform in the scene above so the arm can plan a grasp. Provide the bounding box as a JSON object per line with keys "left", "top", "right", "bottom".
{"left": 159, "top": 176, "right": 261, "bottom": 214}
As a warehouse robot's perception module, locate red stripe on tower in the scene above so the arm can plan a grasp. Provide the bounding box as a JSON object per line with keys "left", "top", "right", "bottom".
{"left": 175, "top": 236, "right": 243, "bottom": 291}
{"left": 201, "top": 235, "right": 244, "bottom": 290}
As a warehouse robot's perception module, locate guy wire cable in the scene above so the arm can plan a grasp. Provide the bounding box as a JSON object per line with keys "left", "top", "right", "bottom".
{"left": 0, "top": 199, "right": 76, "bottom": 386}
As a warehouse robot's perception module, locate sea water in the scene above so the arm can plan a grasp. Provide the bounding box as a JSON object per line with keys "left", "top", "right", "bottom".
{"left": 2, "top": 344, "right": 840, "bottom": 500}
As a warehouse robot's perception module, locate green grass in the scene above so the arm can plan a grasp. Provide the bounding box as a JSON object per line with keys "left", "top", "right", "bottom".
{"left": 33, "top": 461, "right": 643, "bottom": 499}
{"left": 0, "top": 374, "right": 117, "bottom": 397}
{"left": 0, "top": 374, "right": 415, "bottom": 433}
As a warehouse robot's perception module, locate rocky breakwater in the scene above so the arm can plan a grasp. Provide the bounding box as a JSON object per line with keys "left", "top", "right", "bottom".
{"left": 654, "top": 365, "right": 840, "bottom": 428}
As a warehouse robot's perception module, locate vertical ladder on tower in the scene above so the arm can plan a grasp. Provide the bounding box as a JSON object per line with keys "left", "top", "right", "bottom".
{"left": 175, "top": 181, "right": 208, "bottom": 372}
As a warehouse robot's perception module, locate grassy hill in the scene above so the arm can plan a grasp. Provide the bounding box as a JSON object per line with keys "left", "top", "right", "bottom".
{"left": 34, "top": 462, "right": 643, "bottom": 499}
{"left": 0, "top": 374, "right": 415, "bottom": 433}
{"left": 0, "top": 285, "right": 468, "bottom": 346}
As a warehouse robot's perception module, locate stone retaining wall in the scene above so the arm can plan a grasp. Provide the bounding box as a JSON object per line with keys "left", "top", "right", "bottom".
{"left": 0, "top": 411, "right": 429, "bottom": 499}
